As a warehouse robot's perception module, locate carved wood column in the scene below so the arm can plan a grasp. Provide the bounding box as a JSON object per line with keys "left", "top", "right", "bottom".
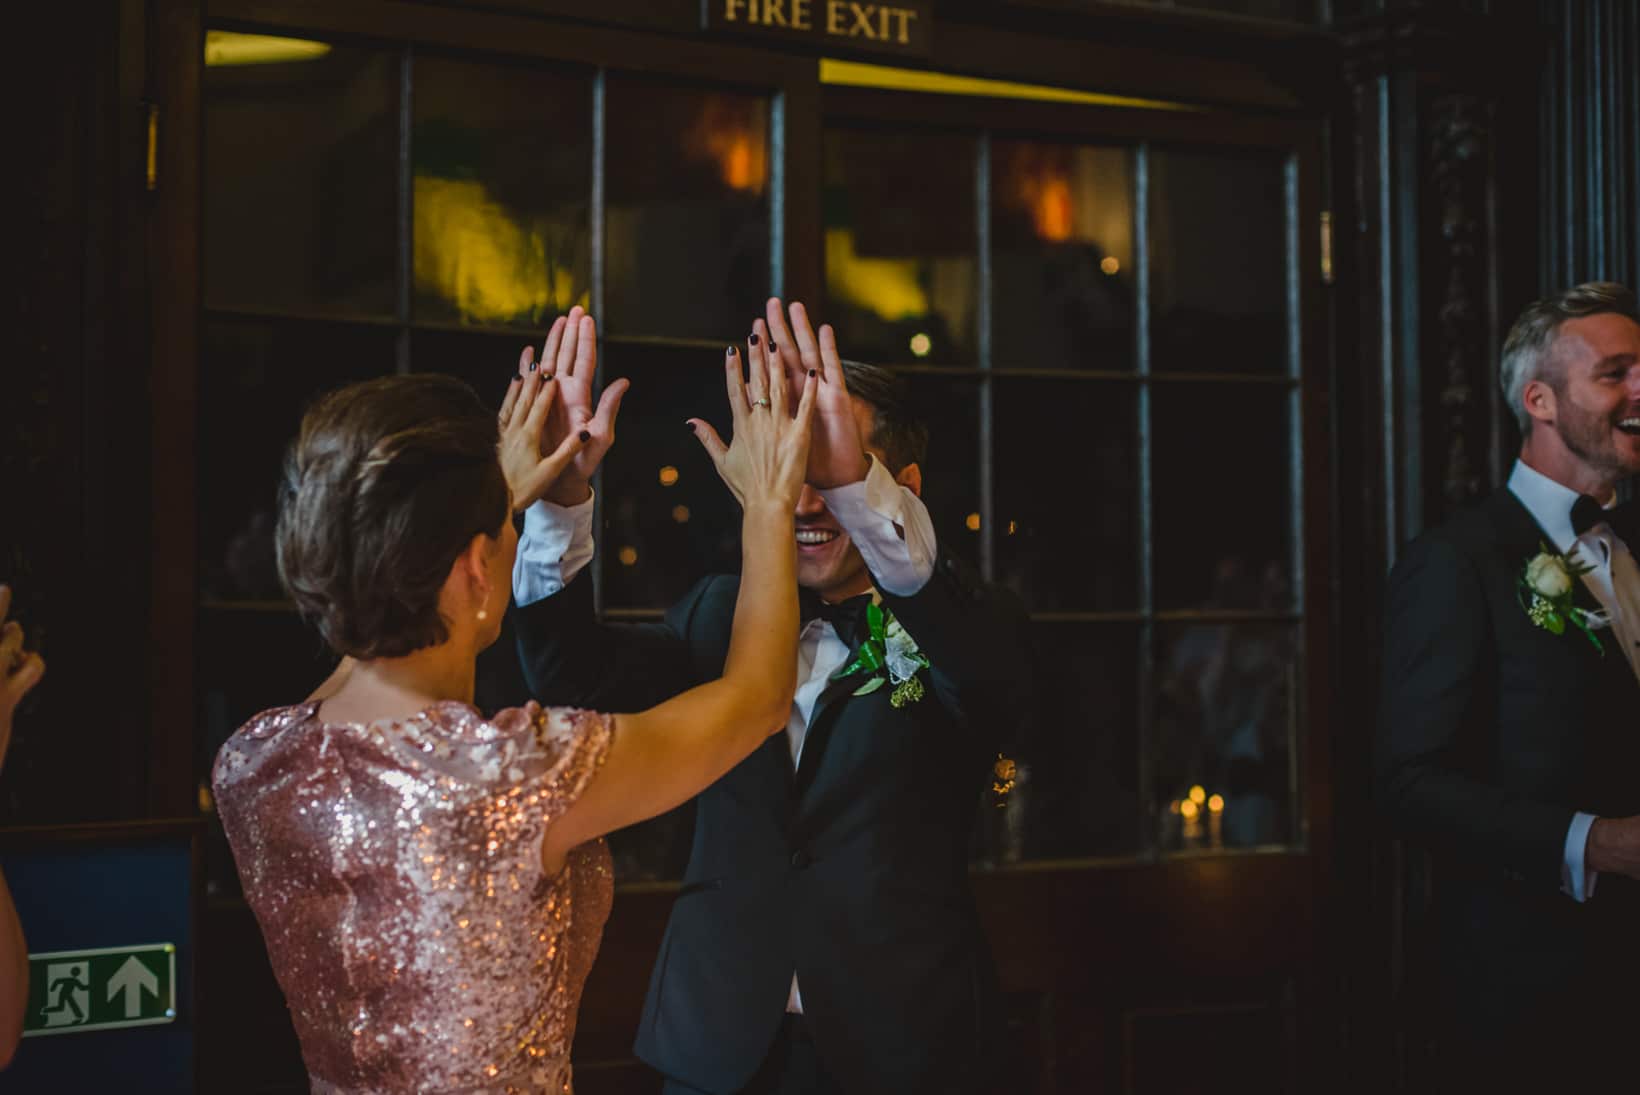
{"left": 1329, "top": 4, "right": 1542, "bottom": 1090}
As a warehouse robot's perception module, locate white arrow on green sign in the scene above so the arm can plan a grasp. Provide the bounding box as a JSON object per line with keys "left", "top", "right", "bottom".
{"left": 22, "top": 944, "right": 176, "bottom": 1037}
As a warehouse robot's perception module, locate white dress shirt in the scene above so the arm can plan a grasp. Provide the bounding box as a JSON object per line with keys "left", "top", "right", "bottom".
{"left": 511, "top": 456, "right": 938, "bottom": 1013}
{"left": 1507, "top": 460, "right": 1640, "bottom": 904}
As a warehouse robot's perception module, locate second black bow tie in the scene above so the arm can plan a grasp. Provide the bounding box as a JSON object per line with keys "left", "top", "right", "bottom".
{"left": 1571, "top": 493, "right": 1639, "bottom": 547}
{"left": 803, "top": 592, "right": 874, "bottom": 642}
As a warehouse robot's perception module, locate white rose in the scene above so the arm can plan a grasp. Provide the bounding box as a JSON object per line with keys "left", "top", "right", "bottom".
{"left": 1525, "top": 552, "right": 1573, "bottom": 598}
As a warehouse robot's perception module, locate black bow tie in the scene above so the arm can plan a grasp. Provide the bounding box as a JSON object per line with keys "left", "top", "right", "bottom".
{"left": 802, "top": 591, "right": 873, "bottom": 642}
{"left": 1571, "top": 493, "right": 1639, "bottom": 546}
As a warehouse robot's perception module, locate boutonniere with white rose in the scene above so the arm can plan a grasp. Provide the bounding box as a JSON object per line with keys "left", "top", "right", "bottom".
{"left": 832, "top": 602, "right": 931, "bottom": 708}
{"left": 1517, "top": 543, "right": 1608, "bottom": 655}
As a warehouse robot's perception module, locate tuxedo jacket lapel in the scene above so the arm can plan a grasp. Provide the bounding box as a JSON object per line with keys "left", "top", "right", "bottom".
{"left": 792, "top": 668, "right": 865, "bottom": 799}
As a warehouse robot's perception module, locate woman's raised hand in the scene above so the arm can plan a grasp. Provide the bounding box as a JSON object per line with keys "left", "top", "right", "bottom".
{"left": 497, "top": 363, "right": 586, "bottom": 513}
{"left": 0, "top": 585, "right": 45, "bottom": 769}
{"left": 689, "top": 330, "right": 818, "bottom": 512}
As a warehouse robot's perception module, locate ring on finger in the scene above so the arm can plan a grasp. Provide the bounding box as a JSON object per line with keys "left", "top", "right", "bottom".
{"left": 751, "top": 397, "right": 771, "bottom": 409}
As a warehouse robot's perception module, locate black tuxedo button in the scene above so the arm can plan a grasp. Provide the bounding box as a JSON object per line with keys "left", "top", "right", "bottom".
{"left": 790, "top": 849, "right": 813, "bottom": 869}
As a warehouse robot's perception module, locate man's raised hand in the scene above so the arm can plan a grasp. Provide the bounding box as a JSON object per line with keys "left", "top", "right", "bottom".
{"left": 763, "top": 298, "right": 869, "bottom": 489}
{"left": 512, "top": 307, "right": 629, "bottom": 506}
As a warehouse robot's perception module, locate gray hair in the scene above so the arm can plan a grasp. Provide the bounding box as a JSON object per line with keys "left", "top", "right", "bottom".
{"left": 1500, "top": 281, "right": 1638, "bottom": 434}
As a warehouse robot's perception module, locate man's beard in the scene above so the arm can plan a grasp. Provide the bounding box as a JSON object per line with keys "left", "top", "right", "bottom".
{"left": 1555, "top": 398, "right": 1640, "bottom": 478}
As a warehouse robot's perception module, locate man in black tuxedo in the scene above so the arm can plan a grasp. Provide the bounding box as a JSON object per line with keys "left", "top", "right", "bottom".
{"left": 1378, "top": 282, "right": 1640, "bottom": 1086}
{"left": 510, "top": 299, "right": 1031, "bottom": 1095}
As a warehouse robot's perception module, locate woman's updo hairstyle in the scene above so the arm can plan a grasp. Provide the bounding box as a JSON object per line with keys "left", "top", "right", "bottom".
{"left": 276, "top": 374, "right": 509, "bottom": 659}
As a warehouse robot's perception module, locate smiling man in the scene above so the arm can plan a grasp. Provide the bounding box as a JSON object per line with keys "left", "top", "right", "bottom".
{"left": 510, "top": 298, "right": 1031, "bottom": 1095}
{"left": 1378, "top": 282, "right": 1640, "bottom": 1087}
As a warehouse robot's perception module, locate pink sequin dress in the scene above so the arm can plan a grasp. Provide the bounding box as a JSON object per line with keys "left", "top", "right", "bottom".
{"left": 212, "top": 700, "right": 615, "bottom": 1094}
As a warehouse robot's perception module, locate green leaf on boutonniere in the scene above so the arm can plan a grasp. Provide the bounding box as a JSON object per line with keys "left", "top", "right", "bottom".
{"left": 828, "top": 603, "right": 931, "bottom": 704}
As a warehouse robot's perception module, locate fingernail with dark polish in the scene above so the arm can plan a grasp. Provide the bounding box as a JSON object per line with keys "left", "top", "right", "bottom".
{"left": 727, "top": 346, "right": 737, "bottom": 356}
{"left": 770, "top": 342, "right": 778, "bottom": 352}
{"left": 809, "top": 369, "right": 817, "bottom": 377}
{"left": 688, "top": 422, "right": 697, "bottom": 432}
{"left": 579, "top": 430, "right": 591, "bottom": 443}
{"left": 749, "top": 332, "right": 760, "bottom": 345}
{"left": 529, "top": 361, "right": 537, "bottom": 371}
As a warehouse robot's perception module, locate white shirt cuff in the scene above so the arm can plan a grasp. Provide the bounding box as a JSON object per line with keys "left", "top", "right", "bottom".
{"left": 816, "top": 456, "right": 936, "bottom": 596}
{"left": 511, "top": 493, "right": 596, "bottom": 606}
{"left": 1562, "top": 811, "right": 1599, "bottom": 903}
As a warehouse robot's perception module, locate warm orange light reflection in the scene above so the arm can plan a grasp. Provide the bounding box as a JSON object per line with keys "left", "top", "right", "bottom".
{"left": 659, "top": 466, "right": 680, "bottom": 487}
{"left": 1100, "top": 256, "right": 1120, "bottom": 275}
{"left": 672, "top": 505, "right": 691, "bottom": 524}
{"left": 1034, "top": 177, "right": 1074, "bottom": 241}
{"left": 618, "top": 546, "right": 638, "bottom": 567}
{"left": 1188, "top": 785, "right": 1207, "bottom": 805}
{"left": 1179, "top": 799, "right": 1200, "bottom": 821}
{"left": 965, "top": 513, "right": 981, "bottom": 531}
{"left": 685, "top": 97, "right": 767, "bottom": 194}
{"left": 1207, "top": 794, "right": 1225, "bottom": 813}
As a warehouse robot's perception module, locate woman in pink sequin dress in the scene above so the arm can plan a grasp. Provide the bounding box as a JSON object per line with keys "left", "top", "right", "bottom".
{"left": 213, "top": 312, "right": 816, "bottom": 1094}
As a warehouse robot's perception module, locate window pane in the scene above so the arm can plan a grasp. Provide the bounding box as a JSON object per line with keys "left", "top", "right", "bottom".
{"left": 824, "top": 129, "right": 977, "bottom": 365}
{"left": 901, "top": 375, "right": 982, "bottom": 570}
{"left": 992, "top": 141, "right": 1136, "bottom": 371}
{"left": 200, "top": 605, "right": 338, "bottom": 897}
{"left": 412, "top": 56, "right": 592, "bottom": 327}
{"left": 1150, "top": 149, "right": 1287, "bottom": 374}
{"left": 598, "top": 344, "right": 744, "bottom": 610}
{"left": 995, "top": 380, "right": 1140, "bottom": 611}
{"left": 982, "top": 623, "right": 1141, "bottom": 863}
{"left": 199, "top": 318, "right": 397, "bottom": 604}
{"left": 609, "top": 805, "right": 696, "bottom": 884}
{"left": 411, "top": 327, "right": 539, "bottom": 412}
{"left": 1156, "top": 622, "right": 1298, "bottom": 852}
{"left": 204, "top": 33, "right": 396, "bottom": 317}
{"left": 606, "top": 80, "right": 771, "bottom": 340}
{"left": 1151, "top": 384, "right": 1294, "bottom": 611}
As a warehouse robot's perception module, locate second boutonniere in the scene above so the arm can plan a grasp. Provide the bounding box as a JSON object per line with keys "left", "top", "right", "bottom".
{"left": 1518, "top": 544, "right": 1607, "bottom": 655}
{"left": 833, "top": 602, "right": 931, "bottom": 708}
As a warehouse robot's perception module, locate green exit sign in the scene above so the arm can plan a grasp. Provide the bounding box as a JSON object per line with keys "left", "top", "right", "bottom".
{"left": 22, "top": 944, "right": 176, "bottom": 1037}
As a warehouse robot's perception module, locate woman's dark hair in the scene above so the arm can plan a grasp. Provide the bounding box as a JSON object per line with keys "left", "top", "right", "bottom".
{"left": 276, "top": 374, "right": 509, "bottom": 659}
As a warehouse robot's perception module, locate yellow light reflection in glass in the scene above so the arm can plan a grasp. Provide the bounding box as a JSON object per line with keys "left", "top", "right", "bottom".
{"left": 659, "top": 466, "right": 680, "bottom": 487}
{"left": 414, "top": 177, "right": 586, "bottom": 325}
{"left": 1207, "top": 794, "right": 1225, "bottom": 813}
{"left": 908, "top": 333, "right": 932, "bottom": 358}
{"left": 965, "top": 513, "right": 981, "bottom": 531}
{"left": 1100, "top": 256, "right": 1121, "bottom": 275}
{"left": 825, "top": 229, "right": 928, "bottom": 321}
{"left": 617, "top": 546, "right": 638, "bottom": 567}
{"left": 1188, "top": 785, "right": 1207, "bottom": 805}
{"left": 1179, "top": 799, "right": 1200, "bottom": 821}
{"left": 205, "top": 30, "right": 332, "bottom": 67}
{"left": 819, "top": 59, "right": 1202, "bottom": 114}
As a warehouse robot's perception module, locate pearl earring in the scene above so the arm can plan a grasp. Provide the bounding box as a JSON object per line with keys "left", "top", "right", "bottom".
{"left": 476, "top": 609, "right": 489, "bottom": 622}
